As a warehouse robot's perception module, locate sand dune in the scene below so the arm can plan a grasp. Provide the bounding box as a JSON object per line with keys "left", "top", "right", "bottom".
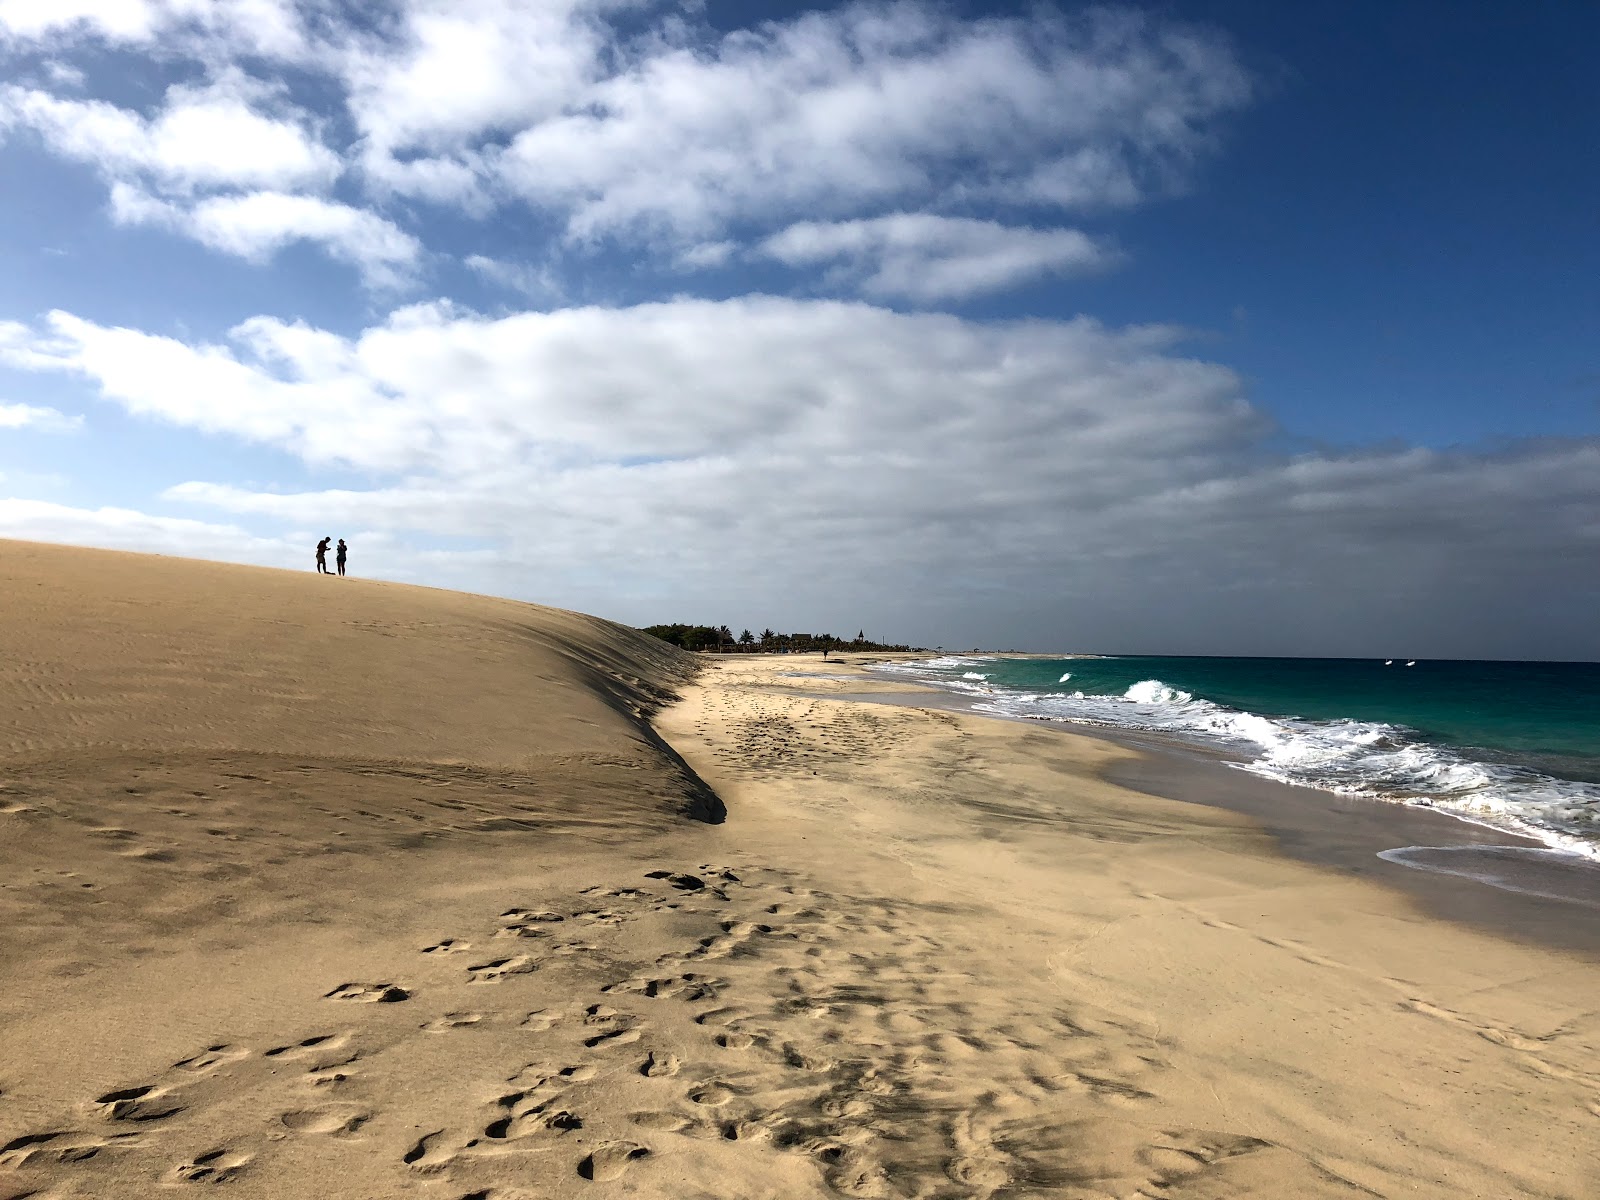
{"left": 0, "top": 540, "right": 726, "bottom": 1199}
{"left": 1, "top": 540, "right": 1595, "bottom": 1199}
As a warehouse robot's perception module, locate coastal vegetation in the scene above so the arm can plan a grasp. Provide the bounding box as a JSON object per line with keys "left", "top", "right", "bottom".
{"left": 641, "top": 623, "right": 917, "bottom": 653}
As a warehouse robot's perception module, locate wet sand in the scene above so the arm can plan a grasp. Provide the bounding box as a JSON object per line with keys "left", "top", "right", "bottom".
{"left": 809, "top": 679, "right": 1600, "bottom": 958}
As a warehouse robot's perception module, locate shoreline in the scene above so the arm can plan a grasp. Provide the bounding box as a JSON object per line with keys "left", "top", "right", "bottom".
{"left": 655, "top": 653, "right": 1600, "bottom": 1198}
{"left": 805, "top": 669, "right": 1600, "bottom": 959}
{"left": 4, "top": 545, "right": 1596, "bottom": 1199}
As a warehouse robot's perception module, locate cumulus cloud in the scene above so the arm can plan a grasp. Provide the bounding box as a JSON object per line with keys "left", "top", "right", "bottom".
{"left": 0, "top": 0, "right": 309, "bottom": 61}
{"left": 762, "top": 215, "right": 1118, "bottom": 301}
{"left": 0, "top": 75, "right": 339, "bottom": 193}
{"left": 0, "top": 67, "right": 421, "bottom": 282}
{"left": 0, "top": 2, "right": 1252, "bottom": 293}
{"left": 0, "top": 298, "right": 1255, "bottom": 473}
{"left": 342, "top": 0, "right": 606, "bottom": 160}
{"left": 0, "top": 400, "right": 82, "bottom": 431}
{"left": 112, "top": 186, "right": 421, "bottom": 285}
{"left": 3, "top": 299, "right": 1598, "bottom": 657}
{"left": 493, "top": 4, "right": 1250, "bottom": 241}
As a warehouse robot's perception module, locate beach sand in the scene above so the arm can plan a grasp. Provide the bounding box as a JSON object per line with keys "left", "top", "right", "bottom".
{"left": 1, "top": 540, "right": 1595, "bottom": 1199}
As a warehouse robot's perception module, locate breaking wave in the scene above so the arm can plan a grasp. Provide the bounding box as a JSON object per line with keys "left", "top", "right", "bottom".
{"left": 871, "top": 660, "right": 1599, "bottom": 858}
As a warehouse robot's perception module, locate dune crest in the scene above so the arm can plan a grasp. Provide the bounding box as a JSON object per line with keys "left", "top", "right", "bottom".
{"left": 1, "top": 542, "right": 1593, "bottom": 1199}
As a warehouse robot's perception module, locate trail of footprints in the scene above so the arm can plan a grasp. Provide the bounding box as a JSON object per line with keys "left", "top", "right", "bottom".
{"left": 0, "top": 1026, "right": 366, "bottom": 1183}
{"left": 0, "top": 861, "right": 1302, "bottom": 1197}
{"left": 390, "top": 863, "right": 1295, "bottom": 1197}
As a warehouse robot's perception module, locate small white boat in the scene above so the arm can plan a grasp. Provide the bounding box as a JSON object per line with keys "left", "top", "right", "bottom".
{"left": 1405, "top": 660, "right": 1417, "bottom": 667}
{"left": 1384, "top": 660, "right": 1393, "bottom": 665}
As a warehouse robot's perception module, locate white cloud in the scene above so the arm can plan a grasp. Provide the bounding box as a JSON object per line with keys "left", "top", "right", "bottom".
{"left": 465, "top": 254, "right": 564, "bottom": 301}
{"left": 342, "top": 0, "right": 606, "bottom": 169}
{"left": 0, "top": 75, "right": 339, "bottom": 193}
{"left": 762, "top": 215, "right": 1117, "bottom": 301}
{"left": 676, "top": 241, "right": 737, "bottom": 270}
{"left": 0, "top": 496, "right": 302, "bottom": 566}
{"left": 0, "top": 0, "right": 166, "bottom": 43}
{"left": 0, "top": 66, "right": 421, "bottom": 280}
{"left": 493, "top": 5, "right": 1250, "bottom": 241}
{"left": 0, "top": 0, "right": 308, "bottom": 61}
{"left": 0, "top": 297, "right": 1257, "bottom": 475}
{"left": 5, "top": 297, "right": 1599, "bottom": 656}
{"left": 0, "top": 400, "right": 82, "bottom": 431}
{"left": 0, "top": 295, "right": 1247, "bottom": 476}
{"left": 43, "top": 60, "right": 85, "bottom": 88}
{"left": 112, "top": 186, "right": 421, "bottom": 285}
{"left": 0, "top": 2, "right": 1252, "bottom": 294}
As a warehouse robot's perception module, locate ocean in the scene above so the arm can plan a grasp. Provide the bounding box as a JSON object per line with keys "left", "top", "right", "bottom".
{"left": 870, "top": 654, "right": 1600, "bottom": 859}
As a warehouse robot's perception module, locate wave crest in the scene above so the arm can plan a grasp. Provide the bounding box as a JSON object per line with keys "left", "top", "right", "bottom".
{"left": 869, "top": 664, "right": 1600, "bottom": 857}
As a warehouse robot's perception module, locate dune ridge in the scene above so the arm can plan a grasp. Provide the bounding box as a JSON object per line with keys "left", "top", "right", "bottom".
{"left": 1, "top": 541, "right": 1595, "bottom": 1200}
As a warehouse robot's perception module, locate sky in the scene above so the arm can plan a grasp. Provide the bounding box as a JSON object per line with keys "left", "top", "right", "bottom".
{"left": 0, "top": 0, "right": 1596, "bottom": 659}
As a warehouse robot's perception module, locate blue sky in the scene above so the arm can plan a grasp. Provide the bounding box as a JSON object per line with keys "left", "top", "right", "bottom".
{"left": 0, "top": 0, "right": 1596, "bottom": 657}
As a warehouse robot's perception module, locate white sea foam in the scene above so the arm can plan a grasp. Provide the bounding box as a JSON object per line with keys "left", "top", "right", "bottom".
{"left": 1375, "top": 846, "right": 1600, "bottom": 906}
{"left": 962, "top": 672, "right": 989, "bottom": 680}
{"left": 871, "top": 662, "right": 1600, "bottom": 858}
{"left": 1123, "top": 679, "right": 1191, "bottom": 705}
{"left": 873, "top": 654, "right": 992, "bottom": 676}
{"left": 1058, "top": 672, "right": 1073, "bottom": 683}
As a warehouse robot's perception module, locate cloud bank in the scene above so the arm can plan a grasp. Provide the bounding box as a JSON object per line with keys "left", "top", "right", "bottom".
{"left": 3, "top": 299, "right": 1597, "bottom": 657}
{"left": 0, "top": 1, "right": 1249, "bottom": 294}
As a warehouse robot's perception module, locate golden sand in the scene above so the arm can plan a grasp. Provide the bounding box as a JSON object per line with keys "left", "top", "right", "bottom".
{"left": 0, "top": 540, "right": 1593, "bottom": 1198}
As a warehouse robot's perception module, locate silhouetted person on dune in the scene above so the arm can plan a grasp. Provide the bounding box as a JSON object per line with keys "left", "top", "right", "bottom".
{"left": 315, "top": 536, "right": 331, "bottom": 574}
{"left": 336, "top": 538, "right": 348, "bottom": 577}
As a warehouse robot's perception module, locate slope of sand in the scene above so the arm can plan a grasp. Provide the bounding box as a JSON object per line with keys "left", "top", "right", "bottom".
{"left": 1, "top": 541, "right": 1595, "bottom": 1199}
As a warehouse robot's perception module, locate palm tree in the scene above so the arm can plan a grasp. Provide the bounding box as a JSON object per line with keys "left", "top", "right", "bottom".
{"left": 739, "top": 629, "right": 755, "bottom": 647}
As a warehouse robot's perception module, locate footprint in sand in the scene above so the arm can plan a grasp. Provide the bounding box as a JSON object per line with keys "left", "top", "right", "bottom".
{"left": 307, "top": 1065, "right": 357, "bottom": 1089}
{"left": 500, "top": 907, "right": 565, "bottom": 924}
{"left": 279, "top": 1105, "right": 369, "bottom": 1136}
{"left": 170, "top": 1146, "right": 253, "bottom": 1183}
{"left": 1, "top": 1129, "right": 144, "bottom": 1168}
{"left": 629, "top": 1111, "right": 707, "bottom": 1135}
{"left": 719, "top": 1118, "right": 771, "bottom": 1143}
{"left": 584, "top": 1025, "right": 642, "bottom": 1049}
{"left": 424, "top": 1011, "right": 488, "bottom": 1032}
{"left": 94, "top": 1083, "right": 184, "bottom": 1122}
{"left": 265, "top": 1033, "right": 347, "bottom": 1060}
{"left": 421, "top": 937, "right": 471, "bottom": 954}
{"left": 325, "top": 982, "right": 410, "bottom": 1003}
{"left": 581, "top": 1005, "right": 642, "bottom": 1049}
{"left": 604, "top": 971, "right": 722, "bottom": 1002}
{"left": 644, "top": 870, "right": 709, "bottom": 893}
{"left": 577, "top": 1141, "right": 650, "bottom": 1181}
{"left": 640, "top": 1050, "right": 680, "bottom": 1077}
{"left": 467, "top": 955, "right": 538, "bottom": 983}
{"left": 687, "top": 1082, "right": 735, "bottom": 1107}
{"left": 172, "top": 1049, "right": 249, "bottom": 1075}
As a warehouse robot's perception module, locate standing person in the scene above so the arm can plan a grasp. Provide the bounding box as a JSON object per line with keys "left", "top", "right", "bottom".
{"left": 315, "top": 536, "right": 331, "bottom": 574}
{"left": 335, "top": 538, "right": 348, "bottom": 577}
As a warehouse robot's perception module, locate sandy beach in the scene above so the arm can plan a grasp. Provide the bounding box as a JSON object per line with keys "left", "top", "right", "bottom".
{"left": 1, "top": 541, "right": 1595, "bottom": 1199}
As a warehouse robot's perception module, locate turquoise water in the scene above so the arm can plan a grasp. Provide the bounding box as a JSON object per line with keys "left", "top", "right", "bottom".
{"left": 871, "top": 655, "right": 1600, "bottom": 855}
